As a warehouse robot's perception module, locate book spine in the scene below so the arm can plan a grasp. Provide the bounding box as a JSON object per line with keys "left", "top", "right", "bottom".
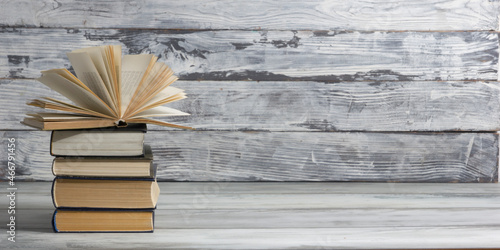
{"left": 51, "top": 157, "right": 57, "bottom": 176}
{"left": 52, "top": 210, "right": 58, "bottom": 233}
{"left": 51, "top": 177, "right": 57, "bottom": 209}
{"left": 52, "top": 177, "right": 158, "bottom": 209}
{"left": 150, "top": 162, "right": 157, "bottom": 179}
{"left": 49, "top": 130, "right": 55, "bottom": 156}
{"left": 152, "top": 210, "right": 155, "bottom": 233}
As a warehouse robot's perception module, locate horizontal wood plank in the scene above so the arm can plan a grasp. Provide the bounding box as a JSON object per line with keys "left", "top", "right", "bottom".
{"left": 11, "top": 182, "right": 500, "bottom": 195}
{"left": 132, "top": 208, "right": 500, "bottom": 229}
{"left": 1, "top": 28, "right": 497, "bottom": 81}
{"left": 0, "top": 0, "right": 499, "bottom": 31}
{"left": 3, "top": 227, "right": 500, "bottom": 249}
{"left": 1, "top": 131, "right": 497, "bottom": 182}
{"left": 8, "top": 184, "right": 500, "bottom": 228}
{"left": 160, "top": 193, "right": 500, "bottom": 209}
{"left": 3, "top": 79, "right": 500, "bottom": 131}
{"left": 10, "top": 184, "right": 500, "bottom": 211}
{"left": 126, "top": 182, "right": 500, "bottom": 195}
{"left": 2, "top": 182, "right": 500, "bottom": 249}
{"left": 12, "top": 207, "right": 500, "bottom": 229}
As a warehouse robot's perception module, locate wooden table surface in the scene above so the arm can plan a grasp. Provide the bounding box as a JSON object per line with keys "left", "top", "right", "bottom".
{"left": 2, "top": 182, "right": 500, "bottom": 249}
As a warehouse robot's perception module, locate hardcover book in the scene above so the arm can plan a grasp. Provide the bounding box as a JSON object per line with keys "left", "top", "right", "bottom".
{"left": 52, "top": 145, "right": 155, "bottom": 178}
{"left": 52, "top": 178, "right": 160, "bottom": 209}
{"left": 53, "top": 209, "right": 155, "bottom": 233}
{"left": 50, "top": 123, "right": 147, "bottom": 156}
{"left": 22, "top": 45, "right": 192, "bottom": 130}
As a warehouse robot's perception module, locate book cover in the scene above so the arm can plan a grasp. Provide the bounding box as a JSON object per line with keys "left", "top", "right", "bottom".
{"left": 52, "top": 145, "right": 155, "bottom": 178}
{"left": 52, "top": 209, "right": 155, "bottom": 233}
{"left": 50, "top": 123, "right": 147, "bottom": 156}
{"left": 51, "top": 177, "right": 160, "bottom": 209}
{"left": 22, "top": 45, "right": 193, "bottom": 131}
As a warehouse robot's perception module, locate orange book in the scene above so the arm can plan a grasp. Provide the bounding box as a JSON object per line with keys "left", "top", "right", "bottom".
{"left": 53, "top": 210, "right": 154, "bottom": 232}
{"left": 52, "top": 178, "right": 160, "bottom": 209}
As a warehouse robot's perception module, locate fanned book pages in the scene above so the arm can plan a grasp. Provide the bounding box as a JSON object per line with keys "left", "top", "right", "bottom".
{"left": 22, "top": 45, "right": 192, "bottom": 130}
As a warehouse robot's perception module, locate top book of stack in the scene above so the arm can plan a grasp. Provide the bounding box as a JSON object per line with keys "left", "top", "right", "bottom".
{"left": 22, "top": 45, "right": 192, "bottom": 131}
{"left": 50, "top": 123, "right": 147, "bottom": 157}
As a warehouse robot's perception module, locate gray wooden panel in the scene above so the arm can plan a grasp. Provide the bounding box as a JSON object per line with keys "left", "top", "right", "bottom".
{"left": 1, "top": 131, "right": 497, "bottom": 182}
{"left": 3, "top": 79, "right": 500, "bottom": 132}
{"left": 1, "top": 28, "right": 497, "bottom": 81}
{"left": 1, "top": 0, "right": 499, "bottom": 31}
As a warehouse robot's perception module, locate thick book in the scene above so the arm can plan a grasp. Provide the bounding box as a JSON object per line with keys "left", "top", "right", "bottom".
{"left": 22, "top": 45, "right": 192, "bottom": 130}
{"left": 52, "top": 209, "right": 154, "bottom": 233}
{"left": 52, "top": 145, "right": 155, "bottom": 178}
{"left": 50, "top": 123, "right": 146, "bottom": 156}
{"left": 52, "top": 177, "right": 160, "bottom": 209}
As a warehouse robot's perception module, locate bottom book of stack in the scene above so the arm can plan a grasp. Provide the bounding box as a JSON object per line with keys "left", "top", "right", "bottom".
{"left": 53, "top": 209, "right": 155, "bottom": 232}
{"left": 51, "top": 145, "right": 159, "bottom": 233}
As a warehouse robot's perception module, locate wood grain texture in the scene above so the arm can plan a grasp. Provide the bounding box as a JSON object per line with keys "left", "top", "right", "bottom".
{"left": 0, "top": 0, "right": 499, "bottom": 31}
{"left": 160, "top": 193, "right": 500, "bottom": 209}
{"left": 2, "top": 182, "right": 500, "bottom": 249}
{"left": 13, "top": 208, "right": 500, "bottom": 229}
{"left": 1, "top": 28, "right": 497, "bottom": 81}
{"left": 8, "top": 184, "right": 500, "bottom": 228}
{"left": 3, "top": 79, "right": 500, "bottom": 132}
{"left": 3, "top": 228, "right": 500, "bottom": 249}
{"left": 1, "top": 131, "right": 497, "bottom": 182}
{"left": 10, "top": 181, "right": 500, "bottom": 195}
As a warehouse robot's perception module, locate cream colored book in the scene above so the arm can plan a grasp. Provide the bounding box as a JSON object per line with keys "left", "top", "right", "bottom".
{"left": 22, "top": 45, "right": 192, "bottom": 130}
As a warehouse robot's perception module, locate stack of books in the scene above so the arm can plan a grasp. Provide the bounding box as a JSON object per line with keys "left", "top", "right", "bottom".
{"left": 20, "top": 45, "right": 191, "bottom": 232}
{"left": 49, "top": 123, "right": 159, "bottom": 232}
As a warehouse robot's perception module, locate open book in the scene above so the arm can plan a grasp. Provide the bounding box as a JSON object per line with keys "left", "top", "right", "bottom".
{"left": 22, "top": 45, "right": 192, "bottom": 130}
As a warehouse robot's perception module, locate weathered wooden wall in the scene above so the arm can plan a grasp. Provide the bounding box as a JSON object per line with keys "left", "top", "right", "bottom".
{"left": 1, "top": 0, "right": 499, "bottom": 182}
{"left": 2, "top": 0, "right": 498, "bottom": 30}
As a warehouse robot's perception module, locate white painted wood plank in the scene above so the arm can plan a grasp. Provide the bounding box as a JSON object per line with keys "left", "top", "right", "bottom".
{"left": 154, "top": 208, "right": 500, "bottom": 229}
{"left": 1, "top": 131, "right": 497, "bottom": 182}
{"left": 3, "top": 79, "right": 500, "bottom": 132}
{"left": 0, "top": 0, "right": 498, "bottom": 31}
{"left": 0, "top": 182, "right": 500, "bottom": 249}
{"left": 3, "top": 183, "right": 500, "bottom": 229}
{"left": 9, "top": 182, "right": 500, "bottom": 195}
{"left": 11, "top": 207, "right": 500, "bottom": 230}
{"left": 1, "top": 29, "right": 497, "bottom": 81}
{"left": 2, "top": 183, "right": 500, "bottom": 249}
{"left": 160, "top": 193, "right": 500, "bottom": 209}
{"left": 158, "top": 182, "right": 500, "bottom": 194}
{"left": 2, "top": 227, "right": 500, "bottom": 249}
{"left": 8, "top": 188, "right": 500, "bottom": 211}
